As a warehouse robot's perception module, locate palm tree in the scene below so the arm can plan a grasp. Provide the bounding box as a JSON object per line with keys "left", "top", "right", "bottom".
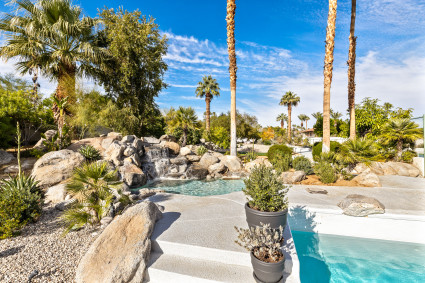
{"left": 304, "top": 116, "right": 310, "bottom": 129}
{"left": 379, "top": 119, "right": 423, "bottom": 161}
{"left": 335, "top": 138, "right": 376, "bottom": 168}
{"left": 322, "top": 0, "right": 338, "bottom": 152}
{"left": 312, "top": 112, "right": 322, "bottom": 120}
{"left": 226, "top": 0, "right": 237, "bottom": 156}
{"left": 298, "top": 114, "right": 309, "bottom": 129}
{"left": 195, "top": 75, "right": 220, "bottom": 132}
{"left": 347, "top": 0, "right": 357, "bottom": 141}
{"left": 280, "top": 91, "right": 300, "bottom": 142}
{"left": 330, "top": 109, "right": 342, "bottom": 129}
{"left": 0, "top": 0, "right": 104, "bottom": 114}
{"left": 175, "top": 107, "right": 199, "bottom": 147}
{"left": 276, "top": 113, "right": 288, "bottom": 129}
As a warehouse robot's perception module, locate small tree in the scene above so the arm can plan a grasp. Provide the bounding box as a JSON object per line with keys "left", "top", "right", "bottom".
{"left": 195, "top": 75, "right": 220, "bottom": 132}
{"left": 174, "top": 107, "right": 199, "bottom": 147}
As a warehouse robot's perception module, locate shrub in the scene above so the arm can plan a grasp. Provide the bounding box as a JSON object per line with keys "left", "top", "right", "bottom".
{"left": 267, "top": 144, "right": 292, "bottom": 163}
{"left": 401, "top": 150, "right": 417, "bottom": 163}
{"left": 245, "top": 150, "right": 258, "bottom": 162}
{"left": 292, "top": 156, "right": 313, "bottom": 175}
{"left": 335, "top": 138, "right": 376, "bottom": 167}
{"left": 79, "top": 145, "right": 101, "bottom": 161}
{"left": 314, "top": 161, "right": 337, "bottom": 184}
{"left": 273, "top": 154, "right": 292, "bottom": 174}
{"left": 243, "top": 165, "right": 289, "bottom": 212}
{"left": 61, "top": 161, "right": 124, "bottom": 234}
{"left": 263, "top": 140, "right": 272, "bottom": 145}
{"left": 197, "top": 145, "right": 208, "bottom": 156}
{"left": 0, "top": 175, "right": 43, "bottom": 239}
{"left": 312, "top": 141, "right": 341, "bottom": 161}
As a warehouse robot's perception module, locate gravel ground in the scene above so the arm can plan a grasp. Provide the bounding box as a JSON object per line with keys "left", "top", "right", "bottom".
{"left": 0, "top": 204, "right": 101, "bottom": 283}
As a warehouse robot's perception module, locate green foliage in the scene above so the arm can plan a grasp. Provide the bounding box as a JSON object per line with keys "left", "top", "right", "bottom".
{"left": 62, "top": 161, "right": 123, "bottom": 234}
{"left": 314, "top": 160, "right": 337, "bottom": 184}
{"left": 197, "top": 145, "right": 208, "bottom": 156}
{"left": 41, "top": 126, "right": 71, "bottom": 151}
{"left": 195, "top": 75, "right": 220, "bottom": 99}
{"left": 0, "top": 174, "right": 43, "bottom": 239}
{"left": 313, "top": 116, "right": 341, "bottom": 137}
{"left": 263, "top": 140, "right": 272, "bottom": 145}
{"left": 244, "top": 150, "right": 258, "bottom": 162}
{"left": 243, "top": 165, "right": 289, "bottom": 212}
{"left": 79, "top": 145, "right": 101, "bottom": 162}
{"left": 210, "top": 126, "right": 230, "bottom": 149}
{"left": 401, "top": 151, "right": 417, "bottom": 163}
{"left": 312, "top": 141, "right": 341, "bottom": 162}
{"left": 273, "top": 154, "right": 292, "bottom": 174}
{"left": 267, "top": 145, "right": 292, "bottom": 163}
{"left": 292, "top": 156, "right": 313, "bottom": 175}
{"left": 208, "top": 111, "right": 261, "bottom": 142}
{"left": 335, "top": 138, "right": 377, "bottom": 166}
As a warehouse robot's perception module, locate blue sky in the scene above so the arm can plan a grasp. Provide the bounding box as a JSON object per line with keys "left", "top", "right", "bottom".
{"left": 1, "top": 0, "right": 424, "bottom": 126}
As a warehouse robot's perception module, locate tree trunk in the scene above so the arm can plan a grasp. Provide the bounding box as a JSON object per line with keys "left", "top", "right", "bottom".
{"left": 53, "top": 65, "right": 76, "bottom": 131}
{"left": 227, "top": 0, "right": 237, "bottom": 156}
{"left": 396, "top": 139, "right": 403, "bottom": 161}
{"left": 287, "top": 104, "right": 292, "bottom": 143}
{"left": 182, "top": 127, "right": 188, "bottom": 147}
{"left": 281, "top": 120, "right": 284, "bottom": 129}
{"left": 322, "top": 0, "right": 337, "bottom": 153}
{"left": 301, "top": 121, "right": 304, "bottom": 128}
{"left": 206, "top": 94, "right": 212, "bottom": 132}
{"left": 348, "top": 0, "right": 357, "bottom": 140}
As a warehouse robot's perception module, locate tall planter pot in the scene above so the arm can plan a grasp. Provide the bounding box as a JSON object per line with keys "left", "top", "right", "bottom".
{"left": 251, "top": 251, "right": 285, "bottom": 283}
{"left": 245, "top": 203, "right": 288, "bottom": 231}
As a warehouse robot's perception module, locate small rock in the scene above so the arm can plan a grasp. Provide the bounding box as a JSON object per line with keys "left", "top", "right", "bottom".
{"left": 163, "top": 141, "right": 180, "bottom": 155}
{"left": 186, "top": 155, "right": 201, "bottom": 162}
{"left": 121, "top": 135, "right": 136, "bottom": 143}
{"left": 245, "top": 158, "right": 273, "bottom": 173}
{"left": 221, "top": 155, "right": 242, "bottom": 172}
{"left": 159, "top": 134, "right": 177, "bottom": 143}
{"left": 280, "top": 171, "right": 306, "bottom": 184}
{"left": 186, "top": 163, "right": 209, "bottom": 179}
{"left": 208, "top": 162, "right": 226, "bottom": 174}
{"left": 179, "top": 146, "right": 192, "bottom": 156}
{"left": 123, "top": 146, "right": 136, "bottom": 157}
{"left": 338, "top": 194, "right": 385, "bottom": 217}
{"left": 119, "top": 164, "right": 147, "bottom": 187}
{"left": 55, "top": 199, "right": 76, "bottom": 211}
{"left": 306, "top": 187, "right": 328, "bottom": 194}
{"left": 100, "top": 216, "right": 113, "bottom": 227}
{"left": 199, "top": 153, "right": 219, "bottom": 168}
{"left": 170, "top": 156, "right": 188, "bottom": 165}
{"left": 45, "top": 184, "right": 67, "bottom": 204}
{"left": 143, "top": 137, "right": 160, "bottom": 144}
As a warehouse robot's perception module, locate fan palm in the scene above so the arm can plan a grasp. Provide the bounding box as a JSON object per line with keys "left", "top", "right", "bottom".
{"left": 175, "top": 107, "right": 199, "bottom": 147}
{"left": 335, "top": 138, "right": 376, "bottom": 167}
{"left": 312, "top": 112, "right": 322, "bottom": 120}
{"left": 280, "top": 91, "right": 300, "bottom": 143}
{"left": 379, "top": 119, "right": 423, "bottom": 161}
{"left": 347, "top": 0, "right": 357, "bottom": 140}
{"left": 330, "top": 109, "right": 342, "bottom": 129}
{"left": 195, "top": 75, "right": 220, "bottom": 132}
{"left": 276, "top": 113, "right": 288, "bottom": 129}
{"left": 226, "top": 0, "right": 237, "bottom": 156}
{"left": 322, "top": 0, "right": 338, "bottom": 152}
{"left": 298, "top": 114, "right": 309, "bottom": 129}
{"left": 62, "top": 161, "right": 122, "bottom": 234}
{"left": 0, "top": 0, "right": 104, "bottom": 110}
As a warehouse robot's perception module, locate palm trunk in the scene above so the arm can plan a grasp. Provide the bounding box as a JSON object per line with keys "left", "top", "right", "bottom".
{"left": 396, "top": 140, "right": 403, "bottom": 161}
{"left": 182, "top": 127, "right": 188, "bottom": 147}
{"left": 287, "top": 104, "right": 292, "bottom": 143}
{"left": 206, "top": 94, "right": 211, "bottom": 132}
{"left": 227, "top": 0, "right": 237, "bottom": 156}
{"left": 54, "top": 66, "right": 76, "bottom": 131}
{"left": 301, "top": 121, "right": 304, "bottom": 129}
{"left": 281, "top": 120, "right": 284, "bottom": 129}
{"left": 322, "top": 0, "right": 337, "bottom": 153}
{"left": 348, "top": 0, "right": 357, "bottom": 140}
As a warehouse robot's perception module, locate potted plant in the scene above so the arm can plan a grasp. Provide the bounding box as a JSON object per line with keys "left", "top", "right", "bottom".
{"left": 235, "top": 223, "right": 285, "bottom": 283}
{"left": 243, "top": 165, "right": 289, "bottom": 230}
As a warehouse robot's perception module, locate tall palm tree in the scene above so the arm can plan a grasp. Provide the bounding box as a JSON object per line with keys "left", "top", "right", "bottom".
{"left": 304, "top": 116, "right": 310, "bottom": 129}
{"left": 298, "top": 114, "right": 309, "bottom": 129}
{"left": 175, "top": 107, "right": 199, "bottom": 147}
{"left": 280, "top": 91, "right": 300, "bottom": 142}
{"left": 322, "top": 0, "right": 338, "bottom": 152}
{"left": 347, "top": 0, "right": 357, "bottom": 141}
{"left": 379, "top": 119, "right": 422, "bottom": 161}
{"left": 330, "top": 110, "right": 342, "bottom": 129}
{"left": 0, "top": 0, "right": 104, "bottom": 113}
{"left": 226, "top": 0, "right": 237, "bottom": 156}
{"left": 276, "top": 113, "right": 288, "bottom": 129}
{"left": 195, "top": 75, "right": 220, "bottom": 132}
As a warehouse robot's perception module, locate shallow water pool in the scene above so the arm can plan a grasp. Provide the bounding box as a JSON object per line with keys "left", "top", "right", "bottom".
{"left": 291, "top": 230, "right": 425, "bottom": 283}
{"left": 138, "top": 179, "right": 245, "bottom": 196}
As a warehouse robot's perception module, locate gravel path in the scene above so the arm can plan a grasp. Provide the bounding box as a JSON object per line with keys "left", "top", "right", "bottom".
{"left": 0, "top": 204, "right": 101, "bottom": 282}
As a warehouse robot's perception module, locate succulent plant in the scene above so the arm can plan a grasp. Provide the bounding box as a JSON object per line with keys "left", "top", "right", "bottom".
{"left": 79, "top": 145, "right": 101, "bottom": 161}
{"left": 196, "top": 145, "right": 208, "bottom": 156}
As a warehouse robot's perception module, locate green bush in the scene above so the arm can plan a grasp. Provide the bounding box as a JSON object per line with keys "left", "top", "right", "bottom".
{"left": 314, "top": 161, "right": 337, "bottom": 184}
{"left": 0, "top": 175, "right": 43, "bottom": 239}
{"left": 244, "top": 150, "right": 258, "bottom": 162}
{"left": 243, "top": 165, "right": 289, "bottom": 212}
{"left": 263, "top": 140, "right": 272, "bottom": 145}
{"left": 273, "top": 154, "right": 292, "bottom": 174}
{"left": 401, "top": 150, "right": 417, "bottom": 163}
{"left": 312, "top": 141, "right": 341, "bottom": 162}
{"left": 292, "top": 156, "right": 313, "bottom": 175}
{"left": 267, "top": 144, "right": 292, "bottom": 163}
{"left": 79, "top": 145, "right": 101, "bottom": 161}
{"left": 197, "top": 145, "right": 208, "bottom": 156}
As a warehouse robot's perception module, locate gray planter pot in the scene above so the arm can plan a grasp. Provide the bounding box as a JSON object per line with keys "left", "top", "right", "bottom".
{"left": 245, "top": 203, "right": 288, "bottom": 231}
{"left": 251, "top": 251, "right": 285, "bottom": 283}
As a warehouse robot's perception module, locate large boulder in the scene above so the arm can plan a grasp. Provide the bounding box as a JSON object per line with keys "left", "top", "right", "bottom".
{"left": 170, "top": 157, "right": 188, "bottom": 165}
{"left": 208, "top": 162, "right": 226, "bottom": 175}
{"left": 412, "top": 157, "right": 424, "bottom": 176}
{"left": 385, "top": 162, "right": 421, "bottom": 177}
{"left": 68, "top": 137, "right": 106, "bottom": 154}
{"left": 162, "top": 141, "right": 180, "bottom": 155}
{"left": 245, "top": 157, "right": 272, "bottom": 173}
{"left": 119, "top": 163, "right": 147, "bottom": 187}
{"left": 199, "top": 153, "right": 219, "bottom": 168}
{"left": 45, "top": 184, "right": 67, "bottom": 204}
{"left": 338, "top": 194, "right": 385, "bottom": 217}
{"left": 75, "top": 201, "right": 162, "bottom": 283}
{"left": 101, "top": 133, "right": 123, "bottom": 150}
{"left": 121, "top": 135, "right": 136, "bottom": 144}
{"left": 186, "top": 163, "right": 209, "bottom": 179}
{"left": 355, "top": 162, "right": 421, "bottom": 177}
{"left": 221, "top": 155, "right": 242, "bottom": 172}
{"left": 352, "top": 169, "right": 381, "bottom": 187}
{"left": 104, "top": 141, "right": 125, "bottom": 166}
{"left": 280, "top": 171, "right": 306, "bottom": 184}
{"left": 32, "top": 149, "right": 85, "bottom": 187}
{"left": 159, "top": 134, "right": 177, "bottom": 143}
{"left": 3, "top": 159, "right": 36, "bottom": 174}
{"left": 0, "top": 150, "right": 16, "bottom": 166}
{"left": 179, "top": 146, "right": 192, "bottom": 156}
{"left": 33, "top": 129, "right": 57, "bottom": 150}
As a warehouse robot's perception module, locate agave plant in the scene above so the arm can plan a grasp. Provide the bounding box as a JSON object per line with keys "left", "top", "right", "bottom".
{"left": 61, "top": 161, "right": 123, "bottom": 234}
{"left": 79, "top": 145, "right": 101, "bottom": 162}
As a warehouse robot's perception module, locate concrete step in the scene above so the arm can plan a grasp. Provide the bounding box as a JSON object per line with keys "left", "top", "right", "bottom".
{"left": 145, "top": 252, "right": 255, "bottom": 283}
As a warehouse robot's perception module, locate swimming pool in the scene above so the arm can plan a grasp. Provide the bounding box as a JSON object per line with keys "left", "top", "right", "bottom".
{"left": 291, "top": 230, "right": 425, "bottom": 283}
{"left": 139, "top": 179, "right": 245, "bottom": 196}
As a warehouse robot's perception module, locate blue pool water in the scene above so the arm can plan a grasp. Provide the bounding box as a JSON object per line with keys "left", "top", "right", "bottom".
{"left": 139, "top": 179, "right": 245, "bottom": 196}
{"left": 291, "top": 230, "right": 425, "bottom": 283}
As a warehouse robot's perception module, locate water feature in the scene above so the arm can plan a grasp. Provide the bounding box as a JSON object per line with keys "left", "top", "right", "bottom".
{"left": 141, "top": 146, "right": 171, "bottom": 179}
